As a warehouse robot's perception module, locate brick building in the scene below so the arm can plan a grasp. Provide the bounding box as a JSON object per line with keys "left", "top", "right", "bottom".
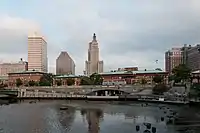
{"left": 165, "top": 48, "right": 182, "bottom": 73}
{"left": 100, "top": 70, "right": 168, "bottom": 85}
{"left": 8, "top": 71, "right": 45, "bottom": 87}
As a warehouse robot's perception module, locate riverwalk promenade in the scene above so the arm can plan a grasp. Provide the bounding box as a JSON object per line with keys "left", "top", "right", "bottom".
{"left": 4, "top": 85, "right": 149, "bottom": 98}
{"left": 0, "top": 85, "right": 190, "bottom": 105}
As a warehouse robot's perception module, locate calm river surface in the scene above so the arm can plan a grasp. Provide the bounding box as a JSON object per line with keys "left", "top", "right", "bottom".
{"left": 0, "top": 100, "right": 199, "bottom": 133}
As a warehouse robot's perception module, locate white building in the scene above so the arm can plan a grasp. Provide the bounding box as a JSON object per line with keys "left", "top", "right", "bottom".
{"left": 85, "top": 33, "right": 103, "bottom": 75}
{"left": 0, "top": 58, "right": 28, "bottom": 76}
{"left": 28, "top": 32, "right": 48, "bottom": 72}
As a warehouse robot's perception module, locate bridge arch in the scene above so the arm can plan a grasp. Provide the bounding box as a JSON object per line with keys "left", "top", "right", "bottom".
{"left": 86, "top": 89, "right": 130, "bottom": 96}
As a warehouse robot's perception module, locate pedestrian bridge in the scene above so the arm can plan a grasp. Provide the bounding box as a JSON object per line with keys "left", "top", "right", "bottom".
{"left": 0, "top": 89, "right": 18, "bottom": 96}
{"left": 86, "top": 89, "right": 130, "bottom": 96}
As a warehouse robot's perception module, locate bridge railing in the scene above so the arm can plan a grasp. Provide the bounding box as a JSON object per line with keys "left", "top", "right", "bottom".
{"left": 8, "top": 85, "right": 149, "bottom": 89}
{"left": 19, "top": 92, "right": 66, "bottom": 98}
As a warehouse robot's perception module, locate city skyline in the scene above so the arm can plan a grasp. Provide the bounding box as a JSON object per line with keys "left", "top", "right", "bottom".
{"left": 0, "top": 0, "right": 200, "bottom": 74}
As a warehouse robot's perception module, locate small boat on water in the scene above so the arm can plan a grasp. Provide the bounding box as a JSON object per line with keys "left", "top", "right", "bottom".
{"left": 60, "top": 106, "right": 68, "bottom": 110}
{"left": 29, "top": 101, "right": 36, "bottom": 104}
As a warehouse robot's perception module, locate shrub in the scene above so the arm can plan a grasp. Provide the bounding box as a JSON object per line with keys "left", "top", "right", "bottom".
{"left": 152, "top": 84, "right": 169, "bottom": 95}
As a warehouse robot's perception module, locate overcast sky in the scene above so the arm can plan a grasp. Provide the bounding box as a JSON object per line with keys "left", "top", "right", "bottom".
{"left": 0, "top": 0, "right": 200, "bottom": 74}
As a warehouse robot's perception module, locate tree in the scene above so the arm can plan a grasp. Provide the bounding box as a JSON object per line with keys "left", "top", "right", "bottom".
{"left": 90, "top": 73, "right": 103, "bottom": 85}
{"left": 28, "top": 80, "right": 35, "bottom": 86}
{"left": 16, "top": 78, "right": 23, "bottom": 87}
{"left": 80, "top": 73, "right": 103, "bottom": 85}
{"left": 39, "top": 73, "right": 54, "bottom": 86}
{"left": 168, "top": 75, "right": 174, "bottom": 82}
{"left": 80, "top": 76, "right": 92, "bottom": 85}
{"left": 66, "top": 78, "right": 75, "bottom": 86}
{"left": 153, "top": 75, "right": 163, "bottom": 84}
{"left": 152, "top": 84, "right": 169, "bottom": 95}
{"left": 56, "top": 80, "right": 62, "bottom": 86}
{"left": 141, "top": 78, "right": 147, "bottom": 86}
{"left": 190, "top": 83, "right": 200, "bottom": 98}
{"left": 172, "top": 64, "right": 191, "bottom": 83}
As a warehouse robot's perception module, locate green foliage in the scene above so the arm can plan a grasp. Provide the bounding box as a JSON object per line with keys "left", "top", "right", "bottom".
{"left": 172, "top": 64, "right": 191, "bottom": 82}
{"left": 80, "top": 76, "right": 91, "bottom": 85}
{"left": 153, "top": 75, "right": 163, "bottom": 83}
{"left": 174, "top": 76, "right": 182, "bottom": 83}
{"left": 141, "top": 78, "right": 147, "bottom": 85}
{"left": 190, "top": 83, "right": 200, "bottom": 97}
{"left": 191, "top": 83, "right": 200, "bottom": 90}
{"left": 56, "top": 80, "right": 62, "bottom": 86}
{"left": 168, "top": 75, "right": 174, "bottom": 81}
{"left": 66, "top": 78, "right": 75, "bottom": 86}
{"left": 0, "top": 83, "right": 4, "bottom": 89}
{"left": 152, "top": 84, "right": 169, "bottom": 95}
{"left": 90, "top": 73, "right": 103, "bottom": 85}
{"left": 28, "top": 80, "right": 35, "bottom": 86}
{"left": 16, "top": 78, "right": 23, "bottom": 87}
{"left": 39, "top": 73, "right": 54, "bottom": 86}
{"left": 80, "top": 73, "right": 103, "bottom": 85}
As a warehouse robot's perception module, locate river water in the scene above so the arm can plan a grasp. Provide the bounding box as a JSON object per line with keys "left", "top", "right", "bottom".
{"left": 0, "top": 100, "right": 199, "bottom": 133}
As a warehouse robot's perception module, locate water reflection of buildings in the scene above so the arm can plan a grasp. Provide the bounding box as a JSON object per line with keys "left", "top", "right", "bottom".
{"left": 124, "top": 111, "right": 162, "bottom": 124}
{"left": 58, "top": 107, "right": 76, "bottom": 132}
{"left": 81, "top": 108, "right": 103, "bottom": 133}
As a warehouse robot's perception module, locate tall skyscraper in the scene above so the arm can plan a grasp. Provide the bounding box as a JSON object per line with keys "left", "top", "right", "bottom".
{"left": 28, "top": 32, "right": 48, "bottom": 72}
{"left": 85, "top": 33, "right": 103, "bottom": 75}
{"left": 185, "top": 44, "right": 200, "bottom": 71}
{"left": 165, "top": 48, "right": 182, "bottom": 73}
{"left": 56, "top": 51, "right": 75, "bottom": 75}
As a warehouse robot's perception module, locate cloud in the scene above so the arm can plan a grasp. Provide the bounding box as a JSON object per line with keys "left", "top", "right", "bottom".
{"left": 0, "top": 14, "right": 39, "bottom": 55}
{"left": 0, "top": 0, "right": 200, "bottom": 74}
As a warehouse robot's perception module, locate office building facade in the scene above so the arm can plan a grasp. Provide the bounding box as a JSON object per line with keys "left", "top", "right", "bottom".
{"left": 165, "top": 48, "right": 182, "bottom": 73}
{"left": 56, "top": 51, "right": 75, "bottom": 75}
{"left": 28, "top": 32, "right": 48, "bottom": 72}
{"left": 186, "top": 44, "right": 200, "bottom": 71}
{"left": 85, "top": 33, "right": 103, "bottom": 75}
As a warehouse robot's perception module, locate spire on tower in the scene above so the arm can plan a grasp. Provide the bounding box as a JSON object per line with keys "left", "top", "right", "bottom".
{"left": 93, "top": 33, "right": 96, "bottom": 41}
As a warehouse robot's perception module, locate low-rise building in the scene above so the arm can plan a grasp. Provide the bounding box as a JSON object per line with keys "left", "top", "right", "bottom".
{"left": 133, "top": 70, "right": 168, "bottom": 84}
{"left": 118, "top": 67, "right": 138, "bottom": 71}
{"left": 0, "top": 58, "right": 28, "bottom": 77}
{"left": 191, "top": 70, "right": 200, "bottom": 83}
{"left": 99, "top": 70, "right": 168, "bottom": 85}
{"left": 99, "top": 71, "right": 135, "bottom": 85}
{"left": 8, "top": 71, "right": 45, "bottom": 87}
{"left": 54, "top": 74, "right": 81, "bottom": 86}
